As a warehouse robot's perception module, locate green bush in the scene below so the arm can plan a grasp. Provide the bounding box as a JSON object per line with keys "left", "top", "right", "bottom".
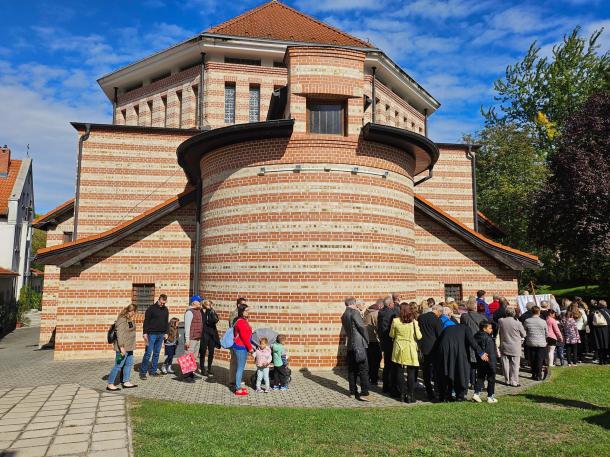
{"left": 18, "top": 285, "right": 42, "bottom": 311}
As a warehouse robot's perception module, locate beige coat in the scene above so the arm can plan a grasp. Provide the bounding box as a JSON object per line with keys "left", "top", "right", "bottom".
{"left": 113, "top": 315, "right": 136, "bottom": 352}
{"left": 389, "top": 318, "right": 422, "bottom": 367}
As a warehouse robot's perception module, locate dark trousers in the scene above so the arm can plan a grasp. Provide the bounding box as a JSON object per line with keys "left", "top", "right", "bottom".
{"left": 274, "top": 365, "right": 289, "bottom": 387}
{"left": 200, "top": 332, "right": 216, "bottom": 370}
{"left": 421, "top": 353, "right": 436, "bottom": 397}
{"left": 367, "top": 342, "right": 382, "bottom": 384}
{"left": 475, "top": 365, "right": 496, "bottom": 397}
{"left": 163, "top": 344, "right": 176, "bottom": 367}
{"left": 469, "top": 366, "right": 477, "bottom": 389}
{"left": 597, "top": 348, "right": 608, "bottom": 364}
{"left": 397, "top": 365, "right": 418, "bottom": 398}
{"left": 381, "top": 339, "right": 397, "bottom": 395}
{"left": 566, "top": 343, "right": 578, "bottom": 365}
{"left": 347, "top": 350, "right": 370, "bottom": 395}
{"left": 577, "top": 330, "right": 588, "bottom": 360}
{"left": 529, "top": 346, "right": 546, "bottom": 379}
{"left": 438, "top": 376, "right": 466, "bottom": 401}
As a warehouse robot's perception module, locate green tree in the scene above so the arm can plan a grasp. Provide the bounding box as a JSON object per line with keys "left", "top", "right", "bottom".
{"left": 30, "top": 226, "right": 47, "bottom": 271}
{"left": 473, "top": 124, "right": 549, "bottom": 250}
{"left": 484, "top": 27, "right": 609, "bottom": 156}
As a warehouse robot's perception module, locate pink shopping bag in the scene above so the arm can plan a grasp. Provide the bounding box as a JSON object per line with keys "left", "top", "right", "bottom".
{"left": 177, "top": 352, "right": 197, "bottom": 374}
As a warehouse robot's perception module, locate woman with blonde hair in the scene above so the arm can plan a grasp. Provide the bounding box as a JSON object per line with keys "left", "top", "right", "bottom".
{"left": 107, "top": 304, "right": 138, "bottom": 391}
{"left": 389, "top": 303, "right": 422, "bottom": 403}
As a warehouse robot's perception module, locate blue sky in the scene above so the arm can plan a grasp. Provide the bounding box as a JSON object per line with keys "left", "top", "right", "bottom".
{"left": 1, "top": 0, "right": 608, "bottom": 212}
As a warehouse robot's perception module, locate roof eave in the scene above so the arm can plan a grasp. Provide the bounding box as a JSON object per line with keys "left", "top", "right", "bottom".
{"left": 415, "top": 197, "right": 541, "bottom": 271}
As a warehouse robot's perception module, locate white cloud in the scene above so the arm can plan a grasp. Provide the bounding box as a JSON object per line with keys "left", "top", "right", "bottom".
{"left": 402, "top": 0, "right": 491, "bottom": 20}
{"left": 297, "top": 0, "right": 384, "bottom": 13}
{"left": 0, "top": 80, "right": 108, "bottom": 212}
{"left": 421, "top": 74, "right": 491, "bottom": 101}
{"left": 427, "top": 115, "right": 481, "bottom": 143}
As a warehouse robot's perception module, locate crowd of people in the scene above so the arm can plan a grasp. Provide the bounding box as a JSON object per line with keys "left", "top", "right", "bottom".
{"left": 341, "top": 291, "right": 610, "bottom": 402}
{"left": 104, "top": 291, "right": 610, "bottom": 403}
{"left": 105, "top": 295, "right": 290, "bottom": 396}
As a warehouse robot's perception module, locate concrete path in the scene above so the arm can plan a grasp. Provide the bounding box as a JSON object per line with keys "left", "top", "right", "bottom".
{"left": 0, "top": 327, "right": 539, "bottom": 409}
{"left": 0, "top": 384, "right": 131, "bottom": 457}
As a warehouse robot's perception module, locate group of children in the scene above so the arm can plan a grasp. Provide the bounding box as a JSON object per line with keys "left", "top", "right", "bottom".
{"left": 158, "top": 317, "right": 290, "bottom": 391}
{"left": 253, "top": 335, "right": 290, "bottom": 392}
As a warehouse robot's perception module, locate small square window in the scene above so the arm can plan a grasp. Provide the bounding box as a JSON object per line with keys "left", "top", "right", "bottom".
{"left": 307, "top": 100, "right": 346, "bottom": 135}
{"left": 63, "top": 232, "right": 73, "bottom": 243}
{"left": 132, "top": 284, "right": 155, "bottom": 313}
{"left": 444, "top": 284, "right": 463, "bottom": 302}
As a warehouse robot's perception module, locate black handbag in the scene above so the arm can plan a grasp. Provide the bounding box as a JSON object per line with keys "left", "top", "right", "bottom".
{"left": 354, "top": 347, "right": 367, "bottom": 363}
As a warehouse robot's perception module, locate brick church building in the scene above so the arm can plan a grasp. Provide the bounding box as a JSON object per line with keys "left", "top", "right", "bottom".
{"left": 34, "top": 1, "right": 539, "bottom": 366}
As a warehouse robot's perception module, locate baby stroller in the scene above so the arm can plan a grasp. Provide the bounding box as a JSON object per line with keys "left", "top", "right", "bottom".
{"left": 249, "top": 328, "right": 292, "bottom": 389}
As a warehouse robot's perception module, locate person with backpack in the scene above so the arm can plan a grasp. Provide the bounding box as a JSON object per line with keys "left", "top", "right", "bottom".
{"left": 200, "top": 300, "right": 220, "bottom": 376}
{"left": 232, "top": 304, "right": 254, "bottom": 396}
{"left": 588, "top": 300, "right": 609, "bottom": 364}
{"left": 106, "top": 304, "right": 138, "bottom": 391}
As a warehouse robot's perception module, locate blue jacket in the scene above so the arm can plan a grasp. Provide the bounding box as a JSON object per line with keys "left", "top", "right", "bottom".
{"left": 477, "top": 298, "right": 491, "bottom": 320}
{"left": 440, "top": 315, "right": 457, "bottom": 330}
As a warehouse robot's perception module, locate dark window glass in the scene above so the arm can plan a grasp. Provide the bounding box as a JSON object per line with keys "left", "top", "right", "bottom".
{"left": 132, "top": 284, "right": 155, "bottom": 313}
{"left": 444, "top": 284, "right": 463, "bottom": 301}
{"left": 63, "top": 232, "right": 73, "bottom": 243}
{"left": 225, "top": 57, "right": 261, "bottom": 66}
{"left": 308, "top": 102, "right": 344, "bottom": 135}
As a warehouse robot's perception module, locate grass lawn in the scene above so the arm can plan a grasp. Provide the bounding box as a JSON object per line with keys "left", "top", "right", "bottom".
{"left": 537, "top": 284, "right": 606, "bottom": 299}
{"left": 130, "top": 365, "right": 610, "bottom": 457}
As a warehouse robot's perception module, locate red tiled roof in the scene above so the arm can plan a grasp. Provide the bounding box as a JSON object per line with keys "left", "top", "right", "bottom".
{"left": 206, "top": 1, "right": 373, "bottom": 48}
{"left": 32, "top": 198, "right": 75, "bottom": 229}
{"left": 36, "top": 188, "right": 195, "bottom": 267}
{"left": 0, "top": 159, "right": 22, "bottom": 215}
{"left": 0, "top": 267, "right": 18, "bottom": 277}
{"left": 415, "top": 195, "right": 540, "bottom": 265}
{"left": 477, "top": 210, "right": 506, "bottom": 236}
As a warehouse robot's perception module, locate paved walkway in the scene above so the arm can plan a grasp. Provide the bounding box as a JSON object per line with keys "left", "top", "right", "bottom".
{"left": 0, "top": 327, "right": 539, "bottom": 409}
{"left": 0, "top": 385, "right": 130, "bottom": 457}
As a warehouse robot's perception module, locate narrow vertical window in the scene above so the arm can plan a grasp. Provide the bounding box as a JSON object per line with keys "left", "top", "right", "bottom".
{"left": 395, "top": 111, "right": 399, "bottom": 127}
{"left": 121, "top": 109, "right": 126, "bottom": 124}
{"left": 249, "top": 85, "right": 260, "bottom": 122}
{"left": 192, "top": 85, "right": 199, "bottom": 128}
{"left": 224, "top": 83, "right": 236, "bottom": 124}
{"left": 176, "top": 90, "right": 183, "bottom": 128}
{"left": 147, "top": 100, "right": 153, "bottom": 126}
{"left": 134, "top": 105, "right": 140, "bottom": 125}
{"left": 161, "top": 96, "right": 167, "bottom": 127}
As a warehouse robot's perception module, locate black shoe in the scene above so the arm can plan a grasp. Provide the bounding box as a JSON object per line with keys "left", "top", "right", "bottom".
{"left": 202, "top": 368, "right": 209, "bottom": 376}
{"left": 184, "top": 376, "right": 195, "bottom": 383}
{"left": 360, "top": 391, "right": 370, "bottom": 397}
{"left": 139, "top": 373, "right": 147, "bottom": 380}
{"left": 207, "top": 369, "right": 214, "bottom": 377}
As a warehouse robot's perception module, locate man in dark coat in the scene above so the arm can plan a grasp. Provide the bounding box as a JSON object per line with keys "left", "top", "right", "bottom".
{"left": 418, "top": 304, "right": 443, "bottom": 400}
{"left": 434, "top": 324, "right": 488, "bottom": 401}
{"left": 460, "top": 298, "right": 485, "bottom": 388}
{"left": 377, "top": 295, "right": 398, "bottom": 396}
{"left": 588, "top": 301, "right": 610, "bottom": 364}
{"left": 200, "top": 300, "right": 220, "bottom": 376}
{"left": 341, "top": 297, "right": 370, "bottom": 399}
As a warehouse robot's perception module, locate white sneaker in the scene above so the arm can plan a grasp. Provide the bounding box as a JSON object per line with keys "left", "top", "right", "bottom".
{"left": 472, "top": 394, "right": 482, "bottom": 403}
{"left": 487, "top": 396, "right": 498, "bottom": 403}
{"left": 160, "top": 365, "right": 167, "bottom": 375}
{"left": 167, "top": 365, "right": 175, "bottom": 374}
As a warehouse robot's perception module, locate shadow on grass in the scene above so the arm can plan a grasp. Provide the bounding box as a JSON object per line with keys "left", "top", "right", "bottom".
{"left": 524, "top": 394, "right": 610, "bottom": 430}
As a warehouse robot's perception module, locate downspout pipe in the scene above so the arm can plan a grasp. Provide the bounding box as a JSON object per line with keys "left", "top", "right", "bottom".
{"left": 112, "top": 87, "right": 118, "bottom": 124}
{"left": 192, "top": 178, "right": 202, "bottom": 295}
{"left": 414, "top": 166, "right": 433, "bottom": 186}
{"left": 465, "top": 144, "right": 479, "bottom": 232}
{"left": 72, "top": 123, "right": 91, "bottom": 241}
{"left": 424, "top": 108, "right": 428, "bottom": 137}
{"left": 198, "top": 52, "right": 205, "bottom": 129}
{"left": 371, "top": 66, "right": 377, "bottom": 124}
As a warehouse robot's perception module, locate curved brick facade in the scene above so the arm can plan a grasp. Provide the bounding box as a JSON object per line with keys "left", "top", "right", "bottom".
{"left": 199, "top": 137, "right": 416, "bottom": 367}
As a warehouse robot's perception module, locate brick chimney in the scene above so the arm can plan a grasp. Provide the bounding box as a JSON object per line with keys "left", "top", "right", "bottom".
{"left": 0, "top": 145, "right": 10, "bottom": 176}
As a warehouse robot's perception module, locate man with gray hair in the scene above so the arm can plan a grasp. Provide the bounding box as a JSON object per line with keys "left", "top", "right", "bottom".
{"left": 341, "top": 297, "right": 370, "bottom": 399}
{"left": 519, "top": 301, "right": 536, "bottom": 323}
{"left": 378, "top": 295, "right": 398, "bottom": 396}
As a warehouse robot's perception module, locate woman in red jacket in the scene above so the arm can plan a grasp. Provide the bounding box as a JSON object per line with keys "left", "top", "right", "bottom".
{"left": 233, "top": 304, "right": 254, "bottom": 396}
